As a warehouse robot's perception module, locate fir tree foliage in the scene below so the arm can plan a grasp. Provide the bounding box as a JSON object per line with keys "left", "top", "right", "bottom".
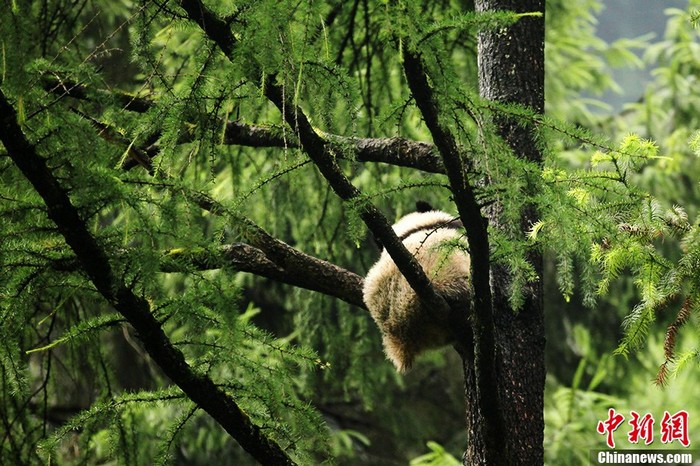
{"left": 0, "top": 0, "right": 507, "bottom": 463}
{"left": 544, "top": 1, "right": 700, "bottom": 387}
{"left": 534, "top": 129, "right": 700, "bottom": 385}
{"left": 3, "top": 0, "right": 700, "bottom": 463}
{"left": 540, "top": 3, "right": 700, "bottom": 459}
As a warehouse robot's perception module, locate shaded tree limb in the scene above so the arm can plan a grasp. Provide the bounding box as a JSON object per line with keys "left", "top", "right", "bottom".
{"left": 401, "top": 48, "right": 507, "bottom": 465}
{"left": 138, "top": 179, "right": 368, "bottom": 309}
{"left": 48, "top": 69, "right": 434, "bottom": 173}
{"left": 163, "top": 187, "right": 368, "bottom": 309}
{"left": 170, "top": 187, "right": 367, "bottom": 309}
{"left": 0, "top": 89, "right": 296, "bottom": 466}
{"left": 42, "top": 76, "right": 445, "bottom": 173}
{"left": 42, "top": 74, "right": 152, "bottom": 113}
{"left": 63, "top": 111, "right": 366, "bottom": 308}
{"left": 161, "top": 244, "right": 366, "bottom": 308}
{"left": 69, "top": 107, "right": 155, "bottom": 172}
{"left": 332, "top": 134, "right": 443, "bottom": 173}
{"left": 178, "top": 0, "right": 452, "bottom": 316}
{"left": 50, "top": 241, "right": 366, "bottom": 309}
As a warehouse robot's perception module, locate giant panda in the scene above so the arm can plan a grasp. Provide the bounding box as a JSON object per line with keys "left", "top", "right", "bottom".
{"left": 363, "top": 204, "right": 471, "bottom": 372}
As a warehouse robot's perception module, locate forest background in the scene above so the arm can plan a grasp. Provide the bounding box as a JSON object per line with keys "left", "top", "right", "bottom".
{"left": 2, "top": 0, "right": 700, "bottom": 465}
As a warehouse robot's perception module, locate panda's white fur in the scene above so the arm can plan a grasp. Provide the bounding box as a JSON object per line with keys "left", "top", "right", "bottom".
{"left": 363, "top": 210, "right": 470, "bottom": 372}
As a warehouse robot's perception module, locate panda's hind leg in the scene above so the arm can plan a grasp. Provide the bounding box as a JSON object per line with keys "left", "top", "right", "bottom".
{"left": 382, "top": 334, "right": 416, "bottom": 373}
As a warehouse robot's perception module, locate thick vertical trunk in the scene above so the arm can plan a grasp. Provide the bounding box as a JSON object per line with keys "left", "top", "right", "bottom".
{"left": 465, "top": 1, "right": 545, "bottom": 464}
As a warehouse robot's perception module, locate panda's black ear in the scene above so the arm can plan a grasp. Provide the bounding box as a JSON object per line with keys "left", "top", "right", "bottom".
{"left": 374, "top": 236, "right": 384, "bottom": 252}
{"left": 415, "top": 201, "right": 433, "bottom": 213}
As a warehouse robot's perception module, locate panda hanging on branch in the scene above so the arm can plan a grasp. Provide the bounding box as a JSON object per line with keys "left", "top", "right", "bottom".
{"left": 363, "top": 202, "right": 472, "bottom": 372}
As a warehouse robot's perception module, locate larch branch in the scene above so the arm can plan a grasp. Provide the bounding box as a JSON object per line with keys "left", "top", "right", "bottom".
{"left": 401, "top": 48, "right": 507, "bottom": 463}
{"left": 178, "top": 0, "right": 451, "bottom": 316}
{"left": 161, "top": 244, "right": 365, "bottom": 308}
{"left": 68, "top": 109, "right": 366, "bottom": 309}
{"left": 42, "top": 76, "right": 445, "bottom": 173}
{"left": 0, "top": 89, "right": 296, "bottom": 466}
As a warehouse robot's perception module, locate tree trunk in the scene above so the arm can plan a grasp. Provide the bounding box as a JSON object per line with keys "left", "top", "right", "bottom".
{"left": 465, "top": 1, "right": 546, "bottom": 464}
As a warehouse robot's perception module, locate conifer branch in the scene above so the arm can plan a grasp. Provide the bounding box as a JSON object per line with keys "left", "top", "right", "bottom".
{"left": 145, "top": 173, "right": 367, "bottom": 309}
{"left": 178, "top": 0, "right": 451, "bottom": 316}
{"left": 167, "top": 189, "right": 368, "bottom": 309}
{"left": 42, "top": 76, "right": 445, "bottom": 173}
{"left": 401, "top": 48, "right": 507, "bottom": 461}
{"left": 657, "top": 296, "right": 693, "bottom": 386}
{"left": 48, "top": 242, "right": 366, "bottom": 309}
{"left": 260, "top": 81, "right": 450, "bottom": 317}
{"left": 161, "top": 244, "right": 366, "bottom": 308}
{"left": 0, "top": 89, "right": 296, "bottom": 466}
{"left": 42, "top": 74, "right": 152, "bottom": 113}
{"left": 67, "top": 108, "right": 366, "bottom": 309}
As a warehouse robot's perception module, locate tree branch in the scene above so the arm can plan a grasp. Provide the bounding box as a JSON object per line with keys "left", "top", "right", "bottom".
{"left": 178, "top": 0, "right": 451, "bottom": 316}
{"left": 42, "top": 74, "right": 152, "bottom": 113}
{"left": 401, "top": 48, "right": 506, "bottom": 463}
{"left": 342, "top": 135, "right": 444, "bottom": 173}
{"left": 0, "top": 89, "right": 296, "bottom": 466}
{"left": 42, "top": 76, "right": 445, "bottom": 173}
{"left": 161, "top": 244, "right": 365, "bottom": 308}
{"left": 49, "top": 240, "right": 366, "bottom": 309}
{"left": 66, "top": 108, "right": 366, "bottom": 308}
{"left": 147, "top": 180, "right": 367, "bottom": 309}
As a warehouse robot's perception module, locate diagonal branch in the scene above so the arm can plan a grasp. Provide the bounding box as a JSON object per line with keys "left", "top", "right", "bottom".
{"left": 178, "top": 0, "right": 451, "bottom": 316}
{"left": 69, "top": 110, "right": 365, "bottom": 308}
{"left": 179, "top": 186, "right": 367, "bottom": 308}
{"left": 401, "top": 48, "right": 506, "bottom": 462}
{"left": 42, "top": 74, "right": 152, "bottom": 113}
{"left": 164, "top": 187, "right": 368, "bottom": 309}
{"left": 140, "top": 175, "right": 368, "bottom": 309}
{"left": 0, "top": 89, "right": 296, "bottom": 466}
{"left": 48, "top": 241, "right": 366, "bottom": 309}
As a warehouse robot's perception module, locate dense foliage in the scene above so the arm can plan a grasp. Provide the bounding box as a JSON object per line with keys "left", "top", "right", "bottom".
{"left": 2, "top": 0, "right": 700, "bottom": 464}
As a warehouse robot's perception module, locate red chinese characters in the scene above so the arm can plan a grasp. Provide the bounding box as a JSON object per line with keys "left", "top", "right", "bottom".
{"left": 628, "top": 411, "right": 654, "bottom": 445}
{"left": 597, "top": 409, "right": 690, "bottom": 448}
{"left": 597, "top": 408, "right": 625, "bottom": 448}
{"left": 660, "top": 410, "right": 690, "bottom": 447}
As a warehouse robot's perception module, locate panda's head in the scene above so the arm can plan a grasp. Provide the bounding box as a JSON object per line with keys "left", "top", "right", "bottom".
{"left": 375, "top": 202, "right": 463, "bottom": 252}
{"left": 391, "top": 209, "right": 462, "bottom": 244}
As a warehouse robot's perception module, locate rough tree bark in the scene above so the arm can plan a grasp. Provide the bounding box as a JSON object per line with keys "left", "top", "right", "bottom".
{"left": 470, "top": 0, "right": 546, "bottom": 464}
